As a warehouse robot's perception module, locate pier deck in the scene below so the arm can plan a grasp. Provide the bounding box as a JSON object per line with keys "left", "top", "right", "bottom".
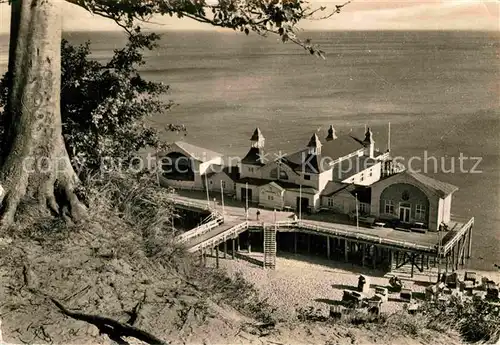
{"left": 170, "top": 191, "right": 474, "bottom": 276}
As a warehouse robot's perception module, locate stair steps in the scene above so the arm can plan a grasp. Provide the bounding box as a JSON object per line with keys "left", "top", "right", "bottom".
{"left": 263, "top": 225, "right": 277, "bottom": 269}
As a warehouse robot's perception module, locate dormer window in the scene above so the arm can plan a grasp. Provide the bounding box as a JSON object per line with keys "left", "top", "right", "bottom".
{"left": 279, "top": 170, "right": 288, "bottom": 180}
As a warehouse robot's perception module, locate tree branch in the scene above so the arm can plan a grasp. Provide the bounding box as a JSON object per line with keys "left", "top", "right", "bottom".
{"left": 49, "top": 297, "right": 168, "bottom": 345}
{"left": 62, "top": 0, "right": 351, "bottom": 57}
{"left": 22, "top": 264, "right": 167, "bottom": 345}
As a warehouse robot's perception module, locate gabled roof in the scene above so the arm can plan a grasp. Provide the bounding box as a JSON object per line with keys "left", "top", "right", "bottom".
{"left": 204, "top": 166, "right": 240, "bottom": 181}
{"left": 321, "top": 181, "right": 349, "bottom": 197}
{"left": 407, "top": 172, "right": 458, "bottom": 197}
{"left": 263, "top": 181, "right": 285, "bottom": 191}
{"left": 169, "top": 141, "right": 222, "bottom": 163}
{"left": 241, "top": 147, "right": 266, "bottom": 166}
{"left": 274, "top": 181, "right": 318, "bottom": 194}
{"left": 280, "top": 134, "right": 365, "bottom": 174}
{"left": 236, "top": 177, "right": 270, "bottom": 187}
{"left": 378, "top": 171, "right": 459, "bottom": 198}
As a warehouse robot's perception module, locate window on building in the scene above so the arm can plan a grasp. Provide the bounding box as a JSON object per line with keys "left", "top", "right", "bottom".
{"left": 360, "top": 174, "right": 364, "bottom": 182}
{"left": 327, "top": 198, "right": 334, "bottom": 207}
{"left": 268, "top": 195, "right": 274, "bottom": 201}
{"left": 209, "top": 180, "right": 213, "bottom": 185}
{"left": 222, "top": 181, "right": 226, "bottom": 188}
{"left": 415, "top": 204, "right": 426, "bottom": 220}
{"left": 384, "top": 200, "right": 394, "bottom": 214}
{"left": 279, "top": 170, "right": 288, "bottom": 180}
{"left": 359, "top": 203, "right": 370, "bottom": 214}
{"left": 369, "top": 169, "right": 373, "bottom": 177}
{"left": 248, "top": 167, "right": 254, "bottom": 173}
{"left": 304, "top": 174, "right": 311, "bottom": 180}
{"left": 270, "top": 168, "right": 278, "bottom": 179}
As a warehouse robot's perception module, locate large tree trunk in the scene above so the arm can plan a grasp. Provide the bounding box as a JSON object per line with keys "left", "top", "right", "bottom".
{"left": 0, "top": 0, "right": 85, "bottom": 226}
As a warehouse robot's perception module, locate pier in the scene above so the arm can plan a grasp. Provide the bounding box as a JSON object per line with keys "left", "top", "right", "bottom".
{"left": 171, "top": 192, "right": 474, "bottom": 277}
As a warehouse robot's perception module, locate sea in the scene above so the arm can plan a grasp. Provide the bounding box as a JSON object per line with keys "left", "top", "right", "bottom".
{"left": 0, "top": 30, "right": 498, "bottom": 271}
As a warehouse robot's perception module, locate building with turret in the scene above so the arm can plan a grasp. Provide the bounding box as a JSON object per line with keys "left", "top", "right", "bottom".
{"left": 160, "top": 125, "right": 459, "bottom": 232}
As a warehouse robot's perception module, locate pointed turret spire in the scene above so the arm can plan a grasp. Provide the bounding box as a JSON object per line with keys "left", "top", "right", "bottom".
{"left": 326, "top": 125, "right": 337, "bottom": 141}
{"left": 307, "top": 133, "right": 322, "bottom": 155}
{"left": 250, "top": 127, "right": 265, "bottom": 148}
{"left": 362, "top": 127, "right": 375, "bottom": 158}
{"left": 363, "top": 127, "right": 374, "bottom": 145}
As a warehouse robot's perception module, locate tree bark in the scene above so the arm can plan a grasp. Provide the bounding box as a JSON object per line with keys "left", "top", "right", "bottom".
{"left": 0, "top": 0, "right": 85, "bottom": 226}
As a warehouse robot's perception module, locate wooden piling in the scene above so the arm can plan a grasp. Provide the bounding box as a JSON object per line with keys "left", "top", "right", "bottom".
{"left": 410, "top": 254, "right": 415, "bottom": 278}
{"left": 327, "top": 236, "right": 330, "bottom": 259}
{"left": 224, "top": 239, "right": 227, "bottom": 259}
{"left": 248, "top": 232, "right": 252, "bottom": 253}
{"left": 361, "top": 243, "right": 365, "bottom": 267}
{"left": 344, "top": 240, "right": 348, "bottom": 263}
{"left": 467, "top": 225, "right": 472, "bottom": 259}
{"left": 372, "top": 245, "right": 377, "bottom": 269}
{"left": 451, "top": 246, "right": 455, "bottom": 271}
{"left": 215, "top": 246, "right": 219, "bottom": 268}
{"left": 232, "top": 239, "right": 235, "bottom": 259}
{"left": 307, "top": 234, "right": 311, "bottom": 254}
{"left": 294, "top": 232, "right": 298, "bottom": 253}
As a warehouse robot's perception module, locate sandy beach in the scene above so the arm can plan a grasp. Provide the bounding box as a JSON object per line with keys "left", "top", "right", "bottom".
{"left": 206, "top": 251, "right": 500, "bottom": 321}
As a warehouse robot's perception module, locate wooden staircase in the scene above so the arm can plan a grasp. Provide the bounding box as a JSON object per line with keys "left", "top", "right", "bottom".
{"left": 263, "top": 225, "right": 277, "bottom": 269}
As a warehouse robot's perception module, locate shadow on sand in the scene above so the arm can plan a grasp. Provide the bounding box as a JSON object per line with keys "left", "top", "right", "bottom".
{"left": 315, "top": 298, "right": 345, "bottom": 306}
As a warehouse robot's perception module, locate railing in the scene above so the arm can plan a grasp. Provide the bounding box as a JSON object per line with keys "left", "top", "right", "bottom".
{"left": 188, "top": 221, "right": 249, "bottom": 253}
{"left": 176, "top": 210, "right": 224, "bottom": 243}
{"left": 441, "top": 217, "right": 474, "bottom": 255}
{"left": 169, "top": 196, "right": 470, "bottom": 256}
{"left": 188, "top": 218, "right": 439, "bottom": 254}
{"left": 296, "top": 221, "right": 436, "bottom": 253}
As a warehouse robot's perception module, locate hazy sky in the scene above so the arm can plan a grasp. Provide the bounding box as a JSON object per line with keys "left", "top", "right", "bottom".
{"left": 0, "top": 0, "right": 498, "bottom": 33}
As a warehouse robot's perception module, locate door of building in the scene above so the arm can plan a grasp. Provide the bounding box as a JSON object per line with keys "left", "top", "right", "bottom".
{"left": 241, "top": 188, "right": 252, "bottom": 203}
{"left": 399, "top": 203, "right": 411, "bottom": 223}
{"left": 296, "top": 197, "right": 309, "bottom": 214}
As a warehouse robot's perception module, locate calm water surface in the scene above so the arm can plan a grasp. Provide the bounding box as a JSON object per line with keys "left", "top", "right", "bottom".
{"left": 1, "top": 30, "right": 498, "bottom": 270}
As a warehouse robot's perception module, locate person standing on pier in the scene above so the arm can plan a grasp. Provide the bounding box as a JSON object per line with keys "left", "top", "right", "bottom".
{"left": 256, "top": 209, "right": 261, "bottom": 221}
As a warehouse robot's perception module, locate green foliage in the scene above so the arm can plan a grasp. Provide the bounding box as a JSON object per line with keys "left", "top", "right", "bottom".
{"left": 0, "top": 29, "right": 180, "bottom": 176}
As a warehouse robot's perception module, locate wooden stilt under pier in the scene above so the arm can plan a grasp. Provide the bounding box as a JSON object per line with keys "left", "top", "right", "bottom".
{"left": 248, "top": 232, "right": 252, "bottom": 253}
{"left": 467, "top": 225, "right": 473, "bottom": 259}
{"left": 294, "top": 232, "right": 297, "bottom": 253}
{"left": 224, "top": 239, "right": 227, "bottom": 259}
{"left": 232, "top": 239, "right": 235, "bottom": 259}
{"left": 327, "top": 236, "right": 330, "bottom": 259}
{"left": 344, "top": 240, "right": 349, "bottom": 263}
{"left": 361, "top": 243, "right": 365, "bottom": 267}
{"left": 215, "top": 246, "right": 219, "bottom": 268}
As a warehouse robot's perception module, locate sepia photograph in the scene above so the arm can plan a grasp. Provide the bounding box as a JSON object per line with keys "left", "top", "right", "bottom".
{"left": 0, "top": 0, "right": 498, "bottom": 344}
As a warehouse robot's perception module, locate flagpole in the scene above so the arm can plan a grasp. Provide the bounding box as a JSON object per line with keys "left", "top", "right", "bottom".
{"left": 388, "top": 122, "right": 391, "bottom": 152}
{"left": 220, "top": 180, "right": 225, "bottom": 220}
{"left": 355, "top": 192, "right": 359, "bottom": 230}
{"left": 299, "top": 184, "right": 302, "bottom": 220}
{"left": 205, "top": 173, "right": 210, "bottom": 208}
{"left": 245, "top": 182, "right": 249, "bottom": 221}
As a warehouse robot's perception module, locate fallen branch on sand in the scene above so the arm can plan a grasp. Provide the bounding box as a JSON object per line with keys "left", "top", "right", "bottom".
{"left": 22, "top": 264, "right": 168, "bottom": 345}
{"left": 49, "top": 298, "right": 168, "bottom": 345}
